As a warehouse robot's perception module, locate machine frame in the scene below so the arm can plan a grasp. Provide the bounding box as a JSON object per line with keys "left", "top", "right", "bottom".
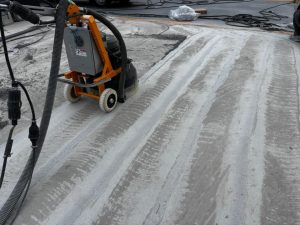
{"left": 60, "top": 3, "right": 122, "bottom": 102}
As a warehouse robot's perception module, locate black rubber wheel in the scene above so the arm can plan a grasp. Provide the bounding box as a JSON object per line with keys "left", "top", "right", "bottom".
{"left": 293, "top": 9, "right": 300, "bottom": 36}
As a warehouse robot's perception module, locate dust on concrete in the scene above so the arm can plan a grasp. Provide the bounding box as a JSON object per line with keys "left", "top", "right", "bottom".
{"left": 0, "top": 19, "right": 185, "bottom": 138}
{"left": 1, "top": 16, "right": 300, "bottom": 225}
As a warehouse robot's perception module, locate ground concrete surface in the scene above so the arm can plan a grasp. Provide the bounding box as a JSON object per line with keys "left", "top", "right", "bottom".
{"left": 0, "top": 16, "right": 300, "bottom": 225}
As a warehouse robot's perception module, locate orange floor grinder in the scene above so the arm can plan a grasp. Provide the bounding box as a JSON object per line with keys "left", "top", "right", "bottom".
{"left": 58, "top": 2, "right": 137, "bottom": 112}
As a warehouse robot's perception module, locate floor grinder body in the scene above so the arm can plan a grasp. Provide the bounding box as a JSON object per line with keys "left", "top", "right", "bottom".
{"left": 59, "top": 3, "right": 137, "bottom": 112}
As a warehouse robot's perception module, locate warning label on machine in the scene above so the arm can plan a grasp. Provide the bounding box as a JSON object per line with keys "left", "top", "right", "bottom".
{"left": 75, "top": 49, "right": 87, "bottom": 57}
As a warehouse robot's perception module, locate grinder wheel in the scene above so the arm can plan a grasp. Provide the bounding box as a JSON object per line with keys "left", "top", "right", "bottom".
{"left": 294, "top": 9, "right": 300, "bottom": 36}
{"left": 99, "top": 88, "right": 118, "bottom": 113}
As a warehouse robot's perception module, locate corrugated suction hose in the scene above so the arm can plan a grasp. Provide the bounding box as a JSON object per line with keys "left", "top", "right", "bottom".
{"left": 0, "top": 0, "right": 68, "bottom": 224}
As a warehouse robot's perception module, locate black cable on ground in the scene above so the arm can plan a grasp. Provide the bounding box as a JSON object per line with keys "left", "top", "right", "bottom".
{"left": 1, "top": 28, "right": 50, "bottom": 45}
{"left": 0, "top": 126, "right": 15, "bottom": 189}
{"left": 197, "top": 2, "right": 293, "bottom": 32}
{"left": 0, "top": 2, "right": 38, "bottom": 224}
{"left": 14, "top": 30, "right": 49, "bottom": 49}
{"left": 0, "top": 11, "right": 15, "bottom": 83}
{"left": 0, "top": 0, "right": 68, "bottom": 224}
{"left": 196, "top": 13, "right": 291, "bottom": 31}
{"left": 0, "top": 26, "right": 44, "bottom": 42}
{"left": 100, "top": 1, "right": 292, "bottom": 32}
{"left": 100, "top": 11, "right": 290, "bottom": 32}
{"left": 259, "top": 2, "right": 291, "bottom": 21}
{"left": 15, "top": 82, "right": 36, "bottom": 120}
{"left": 0, "top": 29, "right": 51, "bottom": 54}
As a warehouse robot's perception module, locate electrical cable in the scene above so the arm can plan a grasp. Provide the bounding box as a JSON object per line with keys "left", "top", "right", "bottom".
{"left": 15, "top": 82, "right": 36, "bottom": 121}
{"left": 100, "top": 1, "right": 292, "bottom": 32}
{"left": 14, "top": 30, "right": 49, "bottom": 49}
{"left": 0, "top": 0, "right": 68, "bottom": 224}
{"left": 0, "top": 0, "right": 290, "bottom": 223}
{"left": 0, "top": 29, "right": 51, "bottom": 54}
{"left": 259, "top": 3, "right": 290, "bottom": 21}
{"left": 0, "top": 26, "right": 45, "bottom": 42}
{"left": 0, "top": 10, "right": 15, "bottom": 82}
{"left": 0, "top": 0, "right": 38, "bottom": 194}
{"left": 0, "top": 125, "right": 15, "bottom": 189}
{"left": 1, "top": 28, "right": 50, "bottom": 44}
{"left": 196, "top": 3, "right": 293, "bottom": 31}
{"left": 100, "top": 11, "right": 290, "bottom": 31}
{"left": 196, "top": 14, "right": 291, "bottom": 31}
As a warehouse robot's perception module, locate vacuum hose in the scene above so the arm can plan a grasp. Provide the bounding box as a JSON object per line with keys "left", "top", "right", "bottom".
{"left": 85, "top": 8, "right": 128, "bottom": 103}
{"left": 0, "top": 0, "right": 68, "bottom": 224}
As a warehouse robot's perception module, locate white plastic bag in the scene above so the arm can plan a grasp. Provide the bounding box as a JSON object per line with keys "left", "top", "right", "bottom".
{"left": 169, "top": 5, "right": 200, "bottom": 21}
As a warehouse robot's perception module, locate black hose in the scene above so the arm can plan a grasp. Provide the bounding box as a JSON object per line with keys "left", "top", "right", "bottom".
{"left": 85, "top": 8, "right": 127, "bottom": 102}
{"left": 294, "top": 9, "right": 300, "bottom": 36}
{"left": 0, "top": 0, "right": 68, "bottom": 224}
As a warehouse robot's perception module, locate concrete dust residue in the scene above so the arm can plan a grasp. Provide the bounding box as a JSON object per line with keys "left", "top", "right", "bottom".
{"left": 0, "top": 18, "right": 299, "bottom": 225}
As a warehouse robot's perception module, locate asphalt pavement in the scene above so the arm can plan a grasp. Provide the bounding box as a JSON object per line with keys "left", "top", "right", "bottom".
{"left": 91, "top": 0, "right": 297, "bottom": 25}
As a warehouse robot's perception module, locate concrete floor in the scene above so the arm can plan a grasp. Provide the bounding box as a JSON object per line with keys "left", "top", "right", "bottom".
{"left": 0, "top": 11, "right": 300, "bottom": 225}
{"left": 0, "top": 19, "right": 183, "bottom": 139}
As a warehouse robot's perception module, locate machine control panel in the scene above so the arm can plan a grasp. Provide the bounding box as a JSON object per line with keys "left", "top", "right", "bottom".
{"left": 64, "top": 26, "right": 103, "bottom": 76}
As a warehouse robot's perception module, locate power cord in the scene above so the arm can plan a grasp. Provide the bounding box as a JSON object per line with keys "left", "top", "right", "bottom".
{"left": 0, "top": 6, "right": 14, "bottom": 83}
{"left": 0, "top": 28, "right": 51, "bottom": 54}
{"left": 259, "top": 2, "right": 291, "bottom": 21}
{"left": 0, "top": 0, "right": 68, "bottom": 223}
{"left": 0, "top": 4, "right": 39, "bottom": 190}
{"left": 197, "top": 3, "right": 293, "bottom": 31}
{"left": 0, "top": 126, "right": 15, "bottom": 188}
{"left": 100, "top": 1, "right": 292, "bottom": 32}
